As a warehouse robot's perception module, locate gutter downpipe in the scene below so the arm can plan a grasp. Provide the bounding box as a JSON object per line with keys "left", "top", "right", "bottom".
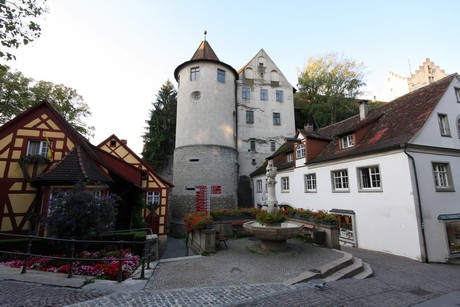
{"left": 403, "top": 144, "right": 429, "bottom": 262}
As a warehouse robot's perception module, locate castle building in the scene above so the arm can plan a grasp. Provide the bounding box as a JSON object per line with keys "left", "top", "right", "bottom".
{"left": 383, "top": 58, "right": 447, "bottom": 101}
{"left": 170, "top": 37, "right": 295, "bottom": 231}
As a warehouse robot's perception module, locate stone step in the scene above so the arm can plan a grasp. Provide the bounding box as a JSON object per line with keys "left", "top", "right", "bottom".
{"left": 285, "top": 251, "right": 374, "bottom": 285}
{"left": 323, "top": 257, "right": 364, "bottom": 282}
{"left": 284, "top": 250, "right": 353, "bottom": 285}
{"left": 353, "top": 261, "right": 374, "bottom": 280}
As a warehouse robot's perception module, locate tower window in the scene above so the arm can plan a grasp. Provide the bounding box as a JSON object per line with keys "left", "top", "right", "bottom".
{"left": 190, "top": 67, "right": 200, "bottom": 81}
{"left": 217, "top": 69, "right": 225, "bottom": 83}
{"left": 249, "top": 140, "right": 256, "bottom": 151}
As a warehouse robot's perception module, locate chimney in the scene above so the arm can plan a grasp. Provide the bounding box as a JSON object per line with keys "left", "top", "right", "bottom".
{"left": 359, "top": 100, "right": 369, "bottom": 121}
{"left": 304, "top": 122, "right": 314, "bottom": 132}
{"left": 121, "top": 139, "right": 127, "bottom": 145}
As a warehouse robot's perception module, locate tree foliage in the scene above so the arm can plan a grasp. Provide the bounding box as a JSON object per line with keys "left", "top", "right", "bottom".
{"left": 296, "top": 52, "right": 366, "bottom": 129}
{"left": 45, "top": 182, "right": 119, "bottom": 239}
{"left": 142, "top": 80, "right": 177, "bottom": 170}
{"left": 0, "top": 0, "right": 48, "bottom": 61}
{"left": 0, "top": 66, "right": 94, "bottom": 138}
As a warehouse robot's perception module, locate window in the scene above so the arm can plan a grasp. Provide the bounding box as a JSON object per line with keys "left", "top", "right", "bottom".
{"left": 332, "top": 170, "right": 349, "bottom": 191}
{"left": 270, "top": 141, "right": 276, "bottom": 152}
{"left": 286, "top": 152, "right": 293, "bottom": 162}
{"left": 273, "top": 112, "right": 281, "bottom": 125}
{"left": 281, "top": 177, "right": 290, "bottom": 192}
{"left": 246, "top": 110, "right": 254, "bottom": 124}
{"left": 217, "top": 69, "right": 225, "bottom": 83}
{"left": 276, "top": 90, "right": 284, "bottom": 102}
{"left": 296, "top": 144, "right": 305, "bottom": 159}
{"left": 256, "top": 180, "right": 263, "bottom": 193}
{"left": 341, "top": 134, "right": 354, "bottom": 148}
{"left": 438, "top": 114, "right": 451, "bottom": 136}
{"left": 432, "top": 162, "right": 454, "bottom": 191}
{"left": 457, "top": 118, "right": 460, "bottom": 139}
{"left": 242, "top": 86, "right": 251, "bottom": 100}
{"left": 190, "top": 67, "right": 200, "bottom": 81}
{"left": 358, "top": 166, "right": 381, "bottom": 190}
{"left": 27, "top": 140, "right": 50, "bottom": 157}
{"left": 146, "top": 191, "right": 160, "bottom": 206}
{"left": 455, "top": 88, "right": 460, "bottom": 103}
{"left": 304, "top": 174, "right": 317, "bottom": 192}
{"left": 249, "top": 140, "right": 256, "bottom": 151}
{"left": 260, "top": 89, "right": 268, "bottom": 101}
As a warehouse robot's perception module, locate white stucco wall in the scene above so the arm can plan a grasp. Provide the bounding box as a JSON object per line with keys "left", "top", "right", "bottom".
{"left": 175, "top": 62, "right": 236, "bottom": 149}
{"left": 253, "top": 151, "right": 424, "bottom": 260}
{"left": 237, "top": 50, "right": 296, "bottom": 177}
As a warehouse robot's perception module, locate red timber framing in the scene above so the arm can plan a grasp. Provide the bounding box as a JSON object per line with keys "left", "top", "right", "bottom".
{"left": 0, "top": 102, "right": 172, "bottom": 240}
{"left": 98, "top": 134, "right": 173, "bottom": 240}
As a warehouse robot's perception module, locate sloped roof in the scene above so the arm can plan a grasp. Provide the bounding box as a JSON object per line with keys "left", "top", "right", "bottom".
{"left": 174, "top": 39, "right": 238, "bottom": 81}
{"left": 34, "top": 146, "right": 112, "bottom": 184}
{"left": 310, "top": 73, "right": 457, "bottom": 163}
{"left": 251, "top": 141, "right": 295, "bottom": 177}
{"left": 191, "top": 40, "right": 219, "bottom": 61}
{"left": 97, "top": 134, "right": 173, "bottom": 188}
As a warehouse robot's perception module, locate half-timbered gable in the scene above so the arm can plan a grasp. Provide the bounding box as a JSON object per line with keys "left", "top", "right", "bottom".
{"left": 98, "top": 134, "right": 172, "bottom": 238}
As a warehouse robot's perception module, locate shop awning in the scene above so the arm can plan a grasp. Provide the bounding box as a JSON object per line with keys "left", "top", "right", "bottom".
{"left": 438, "top": 213, "right": 460, "bottom": 221}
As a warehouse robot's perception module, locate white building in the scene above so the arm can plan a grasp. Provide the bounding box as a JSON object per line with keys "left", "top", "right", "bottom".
{"left": 252, "top": 74, "right": 460, "bottom": 263}
{"left": 170, "top": 37, "right": 295, "bottom": 229}
{"left": 236, "top": 49, "right": 295, "bottom": 205}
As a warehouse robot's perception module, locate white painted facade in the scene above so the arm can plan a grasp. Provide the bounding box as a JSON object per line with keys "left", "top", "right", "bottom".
{"left": 252, "top": 75, "right": 460, "bottom": 262}
{"left": 236, "top": 49, "right": 296, "bottom": 178}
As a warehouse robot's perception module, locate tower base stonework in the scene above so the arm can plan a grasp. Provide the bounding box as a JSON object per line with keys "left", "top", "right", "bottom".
{"left": 169, "top": 145, "right": 238, "bottom": 235}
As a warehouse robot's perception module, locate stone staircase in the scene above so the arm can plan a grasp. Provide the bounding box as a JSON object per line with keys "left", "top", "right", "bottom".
{"left": 284, "top": 251, "right": 373, "bottom": 285}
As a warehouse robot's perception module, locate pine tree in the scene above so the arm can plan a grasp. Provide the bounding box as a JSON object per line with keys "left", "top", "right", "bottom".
{"left": 142, "top": 80, "right": 177, "bottom": 170}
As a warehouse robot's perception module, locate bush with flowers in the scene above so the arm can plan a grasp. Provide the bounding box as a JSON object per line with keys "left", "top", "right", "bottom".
{"left": 255, "top": 210, "right": 287, "bottom": 226}
{"left": 0, "top": 248, "right": 139, "bottom": 281}
{"left": 184, "top": 211, "right": 212, "bottom": 233}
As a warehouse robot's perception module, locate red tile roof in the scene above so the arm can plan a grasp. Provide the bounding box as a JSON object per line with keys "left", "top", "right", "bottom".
{"left": 310, "top": 73, "right": 457, "bottom": 163}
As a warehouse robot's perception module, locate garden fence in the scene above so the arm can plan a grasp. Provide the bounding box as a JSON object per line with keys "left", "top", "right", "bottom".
{"left": 0, "top": 228, "right": 158, "bottom": 282}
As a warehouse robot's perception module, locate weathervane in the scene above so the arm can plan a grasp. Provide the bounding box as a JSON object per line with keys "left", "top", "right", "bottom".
{"left": 204, "top": 30, "right": 207, "bottom": 41}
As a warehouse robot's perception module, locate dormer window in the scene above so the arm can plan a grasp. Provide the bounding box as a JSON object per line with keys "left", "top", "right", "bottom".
{"left": 286, "top": 152, "right": 293, "bottom": 162}
{"left": 341, "top": 134, "right": 354, "bottom": 149}
{"left": 296, "top": 144, "right": 305, "bottom": 159}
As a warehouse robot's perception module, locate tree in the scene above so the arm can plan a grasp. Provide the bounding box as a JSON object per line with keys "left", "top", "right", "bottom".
{"left": 45, "top": 182, "right": 119, "bottom": 239}
{"left": 296, "top": 52, "right": 366, "bottom": 129}
{"left": 0, "top": 0, "right": 48, "bottom": 61}
{"left": 0, "top": 66, "right": 94, "bottom": 138}
{"left": 142, "top": 80, "right": 177, "bottom": 170}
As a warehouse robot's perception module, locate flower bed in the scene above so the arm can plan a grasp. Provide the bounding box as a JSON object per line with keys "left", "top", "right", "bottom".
{"left": 0, "top": 249, "right": 140, "bottom": 281}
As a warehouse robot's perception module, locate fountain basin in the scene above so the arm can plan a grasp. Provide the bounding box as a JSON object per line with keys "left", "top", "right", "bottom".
{"left": 243, "top": 221, "right": 303, "bottom": 251}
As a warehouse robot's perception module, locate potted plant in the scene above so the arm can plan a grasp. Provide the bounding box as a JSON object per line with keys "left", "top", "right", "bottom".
{"left": 184, "top": 211, "right": 212, "bottom": 233}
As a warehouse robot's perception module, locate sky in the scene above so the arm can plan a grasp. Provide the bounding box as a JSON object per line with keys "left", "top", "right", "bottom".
{"left": 4, "top": 0, "right": 459, "bottom": 155}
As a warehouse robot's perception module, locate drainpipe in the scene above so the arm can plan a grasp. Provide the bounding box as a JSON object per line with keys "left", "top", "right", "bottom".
{"left": 403, "top": 144, "right": 428, "bottom": 262}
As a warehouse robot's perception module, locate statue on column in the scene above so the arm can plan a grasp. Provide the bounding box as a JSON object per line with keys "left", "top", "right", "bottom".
{"left": 265, "top": 160, "right": 278, "bottom": 213}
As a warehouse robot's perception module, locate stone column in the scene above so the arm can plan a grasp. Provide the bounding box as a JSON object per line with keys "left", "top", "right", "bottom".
{"left": 265, "top": 160, "right": 278, "bottom": 213}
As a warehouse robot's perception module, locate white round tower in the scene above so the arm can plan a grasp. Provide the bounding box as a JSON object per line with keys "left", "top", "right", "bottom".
{"left": 170, "top": 35, "right": 239, "bottom": 229}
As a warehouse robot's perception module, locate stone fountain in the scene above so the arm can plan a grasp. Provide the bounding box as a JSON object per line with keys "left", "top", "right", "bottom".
{"left": 243, "top": 160, "right": 303, "bottom": 251}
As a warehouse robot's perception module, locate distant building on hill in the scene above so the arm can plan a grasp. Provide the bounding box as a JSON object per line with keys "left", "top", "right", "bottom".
{"left": 382, "top": 58, "right": 448, "bottom": 101}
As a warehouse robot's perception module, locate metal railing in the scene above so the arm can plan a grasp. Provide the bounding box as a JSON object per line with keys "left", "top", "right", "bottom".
{"left": 0, "top": 228, "right": 158, "bottom": 282}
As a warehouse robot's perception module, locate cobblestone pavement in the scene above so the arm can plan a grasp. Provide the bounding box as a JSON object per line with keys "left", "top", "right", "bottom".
{"left": 0, "top": 280, "right": 112, "bottom": 307}
{"left": 1, "top": 237, "right": 460, "bottom": 306}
